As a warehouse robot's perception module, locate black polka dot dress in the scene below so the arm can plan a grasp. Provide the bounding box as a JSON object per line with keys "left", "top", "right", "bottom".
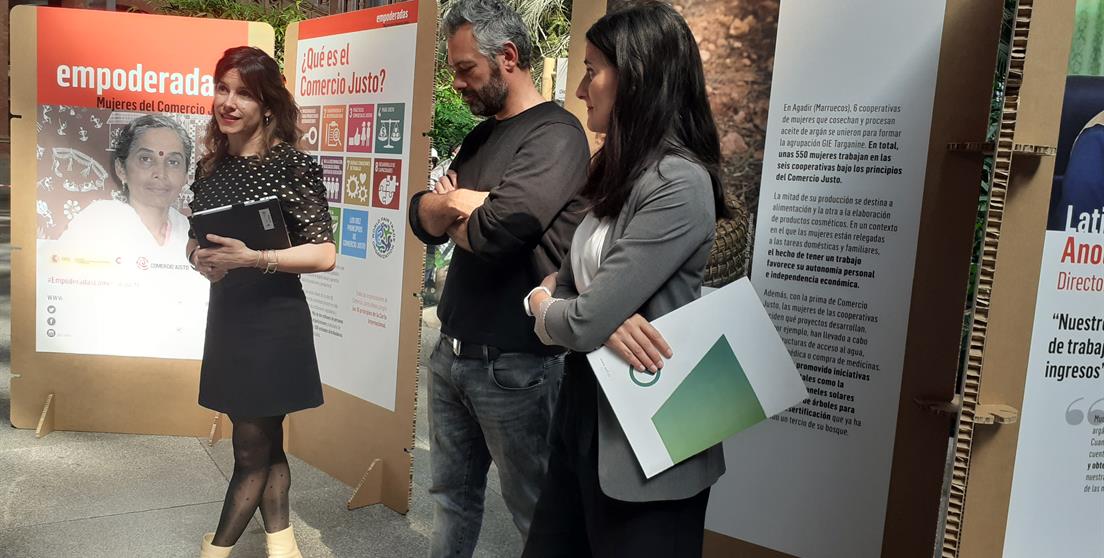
{"left": 189, "top": 142, "right": 334, "bottom": 418}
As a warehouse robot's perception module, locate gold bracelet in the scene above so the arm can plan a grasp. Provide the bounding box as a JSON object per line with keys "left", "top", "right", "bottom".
{"left": 253, "top": 250, "right": 263, "bottom": 269}
{"left": 265, "top": 250, "right": 279, "bottom": 274}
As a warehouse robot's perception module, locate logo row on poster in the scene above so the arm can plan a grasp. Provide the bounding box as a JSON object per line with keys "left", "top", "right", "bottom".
{"left": 330, "top": 207, "right": 396, "bottom": 261}
{"left": 313, "top": 154, "right": 402, "bottom": 211}
{"left": 300, "top": 103, "right": 406, "bottom": 155}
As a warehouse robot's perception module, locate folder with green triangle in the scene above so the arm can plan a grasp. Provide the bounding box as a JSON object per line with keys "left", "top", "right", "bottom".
{"left": 651, "top": 334, "right": 767, "bottom": 464}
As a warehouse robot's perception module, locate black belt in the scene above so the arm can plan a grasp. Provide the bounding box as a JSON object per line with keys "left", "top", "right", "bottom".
{"left": 447, "top": 336, "right": 502, "bottom": 361}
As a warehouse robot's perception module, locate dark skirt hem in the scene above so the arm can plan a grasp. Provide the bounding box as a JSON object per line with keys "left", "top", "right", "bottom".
{"left": 198, "top": 396, "right": 324, "bottom": 419}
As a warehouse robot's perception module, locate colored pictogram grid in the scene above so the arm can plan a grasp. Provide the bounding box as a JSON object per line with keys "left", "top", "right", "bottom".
{"left": 346, "top": 103, "right": 375, "bottom": 153}
{"left": 372, "top": 158, "right": 402, "bottom": 210}
{"left": 343, "top": 157, "right": 373, "bottom": 207}
{"left": 329, "top": 207, "right": 341, "bottom": 245}
{"left": 298, "top": 106, "right": 321, "bottom": 151}
{"left": 374, "top": 103, "right": 405, "bottom": 155}
{"left": 321, "top": 105, "right": 346, "bottom": 152}
{"left": 319, "top": 156, "right": 344, "bottom": 203}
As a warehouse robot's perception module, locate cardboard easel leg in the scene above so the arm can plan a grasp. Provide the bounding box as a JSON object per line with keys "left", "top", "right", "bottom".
{"left": 208, "top": 412, "right": 225, "bottom": 446}
{"left": 347, "top": 458, "right": 384, "bottom": 510}
{"left": 34, "top": 393, "right": 55, "bottom": 438}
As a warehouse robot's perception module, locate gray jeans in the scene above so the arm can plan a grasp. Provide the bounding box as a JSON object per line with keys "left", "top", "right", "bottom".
{"left": 427, "top": 335, "right": 565, "bottom": 558}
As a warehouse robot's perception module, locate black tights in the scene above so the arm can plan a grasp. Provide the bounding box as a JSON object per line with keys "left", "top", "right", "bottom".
{"left": 211, "top": 415, "right": 292, "bottom": 547}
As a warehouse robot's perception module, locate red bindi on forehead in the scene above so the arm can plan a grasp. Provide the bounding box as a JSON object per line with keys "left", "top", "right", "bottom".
{"left": 158, "top": 151, "right": 164, "bottom": 156}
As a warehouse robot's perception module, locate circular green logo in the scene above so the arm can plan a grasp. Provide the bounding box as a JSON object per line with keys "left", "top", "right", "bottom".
{"left": 629, "top": 366, "right": 661, "bottom": 387}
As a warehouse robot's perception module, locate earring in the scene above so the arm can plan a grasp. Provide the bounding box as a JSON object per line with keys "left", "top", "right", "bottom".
{"left": 264, "top": 115, "right": 271, "bottom": 126}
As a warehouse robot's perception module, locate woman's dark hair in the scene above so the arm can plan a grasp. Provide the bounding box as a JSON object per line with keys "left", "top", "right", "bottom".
{"left": 198, "top": 46, "right": 300, "bottom": 177}
{"left": 582, "top": 1, "right": 730, "bottom": 220}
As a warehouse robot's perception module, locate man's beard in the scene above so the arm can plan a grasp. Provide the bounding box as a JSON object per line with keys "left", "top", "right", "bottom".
{"left": 463, "top": 65, "right": 509, "bottom": 117}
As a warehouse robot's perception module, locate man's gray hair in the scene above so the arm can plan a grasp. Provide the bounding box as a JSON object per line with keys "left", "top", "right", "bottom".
{"left": 443, "top": 0, "right": 533, "bottom": 70}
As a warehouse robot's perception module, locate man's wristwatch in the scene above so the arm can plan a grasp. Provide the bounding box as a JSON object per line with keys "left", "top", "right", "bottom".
{"left": 523, "top": 286, "right": 551, "bottom": 317}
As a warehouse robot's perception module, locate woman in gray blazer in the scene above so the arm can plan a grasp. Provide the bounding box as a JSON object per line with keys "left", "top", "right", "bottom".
{"left": 521, "top": 2, "right": 735, "bottom": 556}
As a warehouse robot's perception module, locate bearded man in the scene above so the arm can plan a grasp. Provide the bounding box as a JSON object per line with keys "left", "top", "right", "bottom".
{"left": 407, "top": 0, "right": 590, "bottom": 555}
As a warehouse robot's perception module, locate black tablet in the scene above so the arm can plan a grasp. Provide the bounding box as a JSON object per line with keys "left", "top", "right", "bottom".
{"left": 190, "top": 196, "right": 292, "bottom": 250}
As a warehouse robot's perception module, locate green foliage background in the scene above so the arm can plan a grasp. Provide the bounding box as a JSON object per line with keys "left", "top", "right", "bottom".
{"left": 431, "top": 81, "right": 478, "bottom": 156}
{"left": 150, "top": 0, "right": 313, "bottom": 67}
{"left": 430, "top": 0, "right": 573, "bottom": 155}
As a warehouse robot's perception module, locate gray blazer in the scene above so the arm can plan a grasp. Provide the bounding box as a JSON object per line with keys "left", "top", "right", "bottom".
{"left": 541, "top": 155, "right": 726, "bottom": 502}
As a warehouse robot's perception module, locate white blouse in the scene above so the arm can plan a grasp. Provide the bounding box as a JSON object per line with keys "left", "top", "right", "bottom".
{"left": 570, "top": 212, "right": 611, "bottom": 293}
{"left": 531, "top": 212, "right": 610, "bottom": 344}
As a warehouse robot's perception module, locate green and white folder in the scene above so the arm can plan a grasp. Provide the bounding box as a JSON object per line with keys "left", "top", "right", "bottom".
{"left": 587, "top": 278, "right": 808, "bottom": 478}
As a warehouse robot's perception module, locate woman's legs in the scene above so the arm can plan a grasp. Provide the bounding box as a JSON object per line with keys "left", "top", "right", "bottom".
{"left": 583, "top": 486, "right": 711, "bottom": 557}
{"left": 520, "top": 443, "right": 591, "bottom": 558}
{"left": 211, "top": 415, "right": 286, "bottom": 546}
{"left": 260, "top": 431, "right": 292, "bottom": 533}
{"left": 522, "top": 353, "right": 591, "bottom": 557}
{"left": 524, "top": 353, "right": 712, "bottom": 557}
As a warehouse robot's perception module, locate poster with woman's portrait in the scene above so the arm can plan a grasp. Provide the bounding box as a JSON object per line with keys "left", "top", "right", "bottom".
{"left": 28, "top": 8, "right": 254, "bottom": 360}
{"left": 37, "top": 108, "right": 202, "bottom": 247}
{"left": 36, "top": 107, "right": 211, "bottom": 359}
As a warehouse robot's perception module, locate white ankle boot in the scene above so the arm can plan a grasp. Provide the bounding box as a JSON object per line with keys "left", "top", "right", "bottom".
{"left": 265, "top": 525, "right": 303, "bottom": 558}
{"left": 199, "top": 533, "right": 233, "bottom": 558}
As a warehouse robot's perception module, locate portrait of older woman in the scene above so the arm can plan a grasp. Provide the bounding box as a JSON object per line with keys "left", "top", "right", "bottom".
{"left": 60, "top": 113, "right": 194, "bottom": 261}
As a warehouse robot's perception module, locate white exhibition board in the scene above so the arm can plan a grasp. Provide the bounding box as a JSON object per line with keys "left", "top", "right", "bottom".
{"left": 1002, "top": 225, "right": 1104, "bottom": 556}
{"left": 704, "top": 1, "right": 947, "bottom": 556}
{"left": 292, "top": 3, "right": 419, "bottom": 411}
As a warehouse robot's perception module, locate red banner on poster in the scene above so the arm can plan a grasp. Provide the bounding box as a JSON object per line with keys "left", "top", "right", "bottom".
{"left": 298, "top": 0, "right": 418, "bottom": 40}
{"left": 36, "top": 8, "right": 250, "bottom": 113}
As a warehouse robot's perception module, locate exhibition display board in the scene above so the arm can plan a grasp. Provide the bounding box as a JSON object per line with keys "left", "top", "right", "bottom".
{"left": 280, "top": 0, "right": 436, "bottom": 512}
{"left": 951, "top": 1, "right": 1104, "bottom": 556}
{"left": 9, "top": 2, "right": 435, "bottom": 515}
{"left": 11, "top": 0, "right": 1097, "bottom": 548}
{"left": 1001, "top": 60, "right": 1104, "bottom": 551}
{"left": 289, "top": 2, "right": 419, "bottom": 413}
{"left": 700, "top": 0, "right": 1005, "bottom": 556}
{"left": 9, "top": 6, "right": 272, "bottom": 435}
